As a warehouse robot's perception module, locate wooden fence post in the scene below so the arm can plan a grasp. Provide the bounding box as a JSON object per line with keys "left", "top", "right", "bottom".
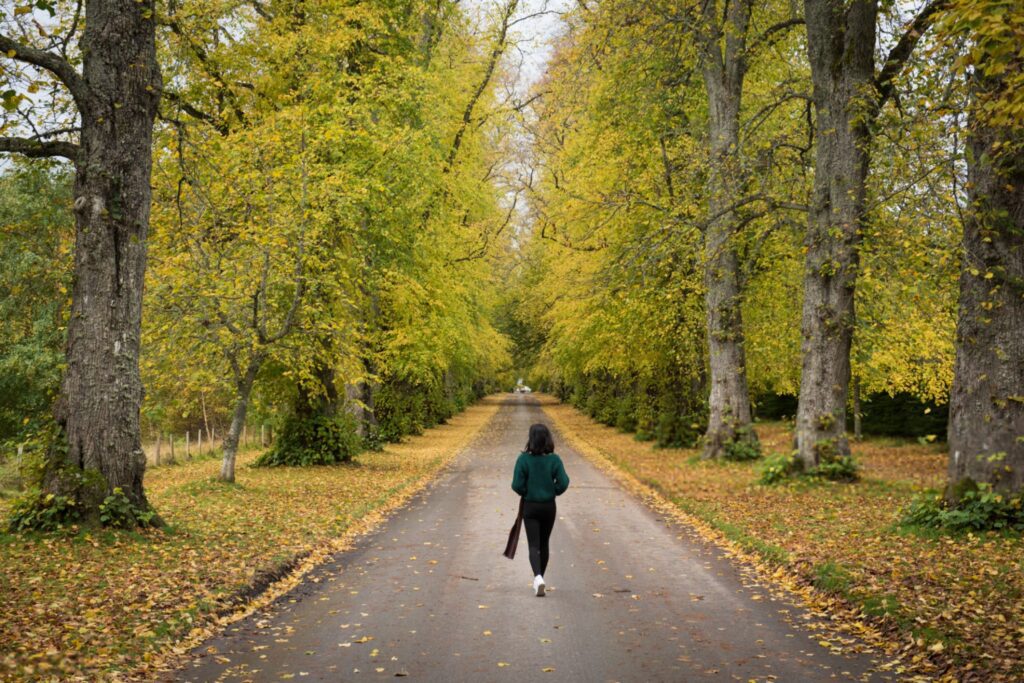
{"left": 186, "top": 430, "right": 191, "bottom": 460}
{"left": 198, "top": 429, "right": 203, "bottom": 456}
{"left": 260, "top": 424, "right": 266, "bottom": 448}
{"left": 169, "top": 434, "right": 175, "bottom": 463}
{"left": 155, "top": 432, "right": 162, "bottom": 466}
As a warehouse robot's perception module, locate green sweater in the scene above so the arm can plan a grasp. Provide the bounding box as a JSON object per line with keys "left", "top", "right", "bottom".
{"left": 511, "top": 452, "right": 570, "bottom": 503}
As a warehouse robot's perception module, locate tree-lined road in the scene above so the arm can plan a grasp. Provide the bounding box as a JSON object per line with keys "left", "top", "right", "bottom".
{"left": 180, "top": 394, "right": 887, "bottom": 682}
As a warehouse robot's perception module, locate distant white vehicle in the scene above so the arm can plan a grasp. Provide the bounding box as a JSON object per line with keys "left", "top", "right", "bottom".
{"left": 515, "top": 385, "right": 532, "bottom": 393}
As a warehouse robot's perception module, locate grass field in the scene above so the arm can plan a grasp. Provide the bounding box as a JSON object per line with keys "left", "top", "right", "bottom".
{"left": 541, "top": 396, "right": 1023, "bottom": 682}
{"left": 0, "top": 397, "right": 501, "bottom": 682}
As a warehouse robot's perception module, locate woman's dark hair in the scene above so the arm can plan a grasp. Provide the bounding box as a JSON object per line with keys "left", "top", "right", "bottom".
{"left": 525, "top": 423, "right": 555, "bottom": 455}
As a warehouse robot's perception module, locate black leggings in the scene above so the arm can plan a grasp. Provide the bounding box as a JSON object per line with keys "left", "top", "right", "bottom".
{"left": 522, "top": 500, "right": 556, "bottom": 576}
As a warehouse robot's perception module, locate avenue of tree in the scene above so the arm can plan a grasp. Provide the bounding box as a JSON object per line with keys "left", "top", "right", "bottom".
{"left": 503, "top": 0, "right": 1021, "bottom": 495}
{"left": 0, "top": 0, "right": 1021, "bottom": 527}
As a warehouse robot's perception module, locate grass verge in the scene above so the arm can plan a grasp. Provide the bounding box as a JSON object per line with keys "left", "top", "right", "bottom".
{"left": 0, "top": 396, "right": 503, "bottom": 681}
{"left": 539, "top": 395, "right": 1023, "bottom": 682}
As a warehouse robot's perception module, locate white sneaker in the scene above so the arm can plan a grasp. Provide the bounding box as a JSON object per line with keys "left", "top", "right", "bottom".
{"left": 533, "top": 575, "right": 546, "bottom": 597}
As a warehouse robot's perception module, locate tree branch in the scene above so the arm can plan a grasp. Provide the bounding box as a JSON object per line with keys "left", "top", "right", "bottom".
{"left": 0, "top": 135, "right": 79, "bottom": 160}
{"left": 160, "top": 88, "right": 228, "bottom": 134}
{"left": 0, "top": 33, "right": 89, "bottom": 108}
{"left": 444, "top": 0, "right": 519, "bottom": 173}
{"left": 875, "top": 0, "right": 946, "bottom": 109}
{"left": 749, "top": 17, "right": 804, "bottom": 53}
{"left": 162, "top": 19, "right": 248, "bottom": 126}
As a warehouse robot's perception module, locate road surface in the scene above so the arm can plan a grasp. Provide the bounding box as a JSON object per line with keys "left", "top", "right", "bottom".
{"left": 179, "top": 394, "right": 887, "bottom": 682}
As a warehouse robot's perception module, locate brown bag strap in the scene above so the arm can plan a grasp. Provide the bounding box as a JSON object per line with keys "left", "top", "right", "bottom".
{"left": 502, "top": 497, "right": 525, "bottom": 559}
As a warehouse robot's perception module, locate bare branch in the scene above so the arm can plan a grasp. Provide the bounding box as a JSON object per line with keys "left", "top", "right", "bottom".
{"left": 59, "top": 0, "right": 84, "bottom": 59}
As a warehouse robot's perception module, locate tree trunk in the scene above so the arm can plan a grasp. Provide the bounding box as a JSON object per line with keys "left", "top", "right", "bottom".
{"left": 699, "top": 0, "right": 758, "bottom": 459}
{"left": 201, "top": 391, "right": 211, "bottom": 443}
{"left": 220, "top": 365, "right": 259, "bottom": 483}
{"left": 852, "top": 375, "right": 862, "bottom": 441}
{"left": 44, "top": 0, "right": 161, "bottom": 515}
{"left": 947, "top": 69, "right": 1024, "bottom": 497}
{"left": 296, "top": 362, "right": 341, "bottom": 420}
{"left": 793, "top": 0, "right": 876, "bottom": 469}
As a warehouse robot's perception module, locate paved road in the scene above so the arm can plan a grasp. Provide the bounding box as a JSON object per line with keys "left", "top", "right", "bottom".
{"left": 180, "top": 395, "right": 887, "bottom": 682}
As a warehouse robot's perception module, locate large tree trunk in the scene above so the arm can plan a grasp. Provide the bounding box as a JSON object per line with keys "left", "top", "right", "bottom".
{"left": 45, "top": 0, "right": 161, "bottom": 513}
{"left": 947, "top": 70, "right": 1024, "bottom": 497}
{"left": 793, "top": 0, "right": 876, "bottom": 469}
{"left": 699, "top": 0, "right": 757, "bottom": 459}
{"left": 220, "top": 364, "right": 260, "bottom": 483}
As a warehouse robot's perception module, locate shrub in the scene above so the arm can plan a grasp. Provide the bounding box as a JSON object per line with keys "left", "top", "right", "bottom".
{"left": 255, "top": 413, "right": 363, "bottom": 467}
{"left": 759, "top": 450, "right": 859, "bottom": 485}
{"left": 723, "top": 428, "right": 762, "bottom": 461}
{"left": 902, "top": 483, "right": 1024, "bottom": 532}
{"left": 655, "top": 410, "right": 706, "bottom": 448}
{"left": 759, "top": 452, "right": 802, "bottom": 484}
{"left": 99, "top": 487, "right": 157, "bottom": 528}
{"left": 811, "top": 454, "right": 859, "bottom": 481}
{"left": 8, "top": 490, "right": 80, "bottom": 532}
{"left": 634, "top": 429, "right": 656, "bottom": 442}
{"left": 7, "top": 461, "right": 109, "bottom": 531}
{"left": 613, "top": 395, "right": 638, "bottom": 432}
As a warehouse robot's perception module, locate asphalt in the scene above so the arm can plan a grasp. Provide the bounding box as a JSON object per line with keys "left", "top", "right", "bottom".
{"left": 178, "top": 394, "right": 889, "bottom": 682}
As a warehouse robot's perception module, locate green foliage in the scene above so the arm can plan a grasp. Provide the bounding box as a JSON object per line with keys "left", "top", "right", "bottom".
{"left": 809, "top": 435, "right": 860, "bottom": 481}
{"left": 8, "top": 459, "right": 156, "bottom": 531}
{"left": 0, "top": 163, "right": 73, "bottom": 444}
{"left": 375, "top": 378, "right": 448, "bottom": 442}
{"left": 99, "top": 488, "right": 157, "bottom": 528}
{"left": 759, "top": 450, "right": 858, "bottom": 485}
{"left": 654, "top": 410, "right": 706, "bottom": 449}
{"left": 255, "top": 413, "right": 363, "bottom": 467}
{"left": 723, "top": 432, "right": 762, "bottom": 462}
{"left": 613, "top": 395, "right": 638, "bottom": 433}
{"left": 902, "top": 483, "right": 1024, "bottom": 532}
{"left": 811, "top": 455, "right": 860, "bottom": 482}
{"left": 556, "top": 372, "right": 707, "bottom": 449}
{"left": 759, "top": 452, "right": 803, "bottom": 485}
{"left": 8, "top": 490, "right": 80, "bottom": 532}
{"left": 372, "top": 371, "right": 493, "bottom": 444}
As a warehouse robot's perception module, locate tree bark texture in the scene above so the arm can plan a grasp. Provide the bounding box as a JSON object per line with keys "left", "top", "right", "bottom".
{"left": 45, "top": 0, "right": 161, "bottom": 511}
{"left": 699, "top": 0, "right": 758, "bottom": 459}
{"left": 794, "top": 0, "right": 876, "bottom": 468}
{"left": 220, "top": 364, "right": 259, "bottom": 483}
{"left": 948, "top": 69, "right": 1024, "bottom": 496}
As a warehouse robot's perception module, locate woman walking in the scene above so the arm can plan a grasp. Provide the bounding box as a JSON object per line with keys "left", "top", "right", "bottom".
{"left": 511, "top": 423, "right": 570, "bottom": 596}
